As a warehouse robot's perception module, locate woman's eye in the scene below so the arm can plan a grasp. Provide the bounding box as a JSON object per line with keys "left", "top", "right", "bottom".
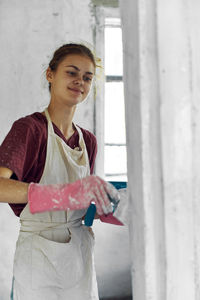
{"left": 84, "top": 76, "right": 92, "bottom": 82}
{"left": 67, "top": 71, "right": 76, "bottom": 76}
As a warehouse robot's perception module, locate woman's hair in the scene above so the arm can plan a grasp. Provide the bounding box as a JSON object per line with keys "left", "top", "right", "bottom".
{"left": 48, "top": 43, "right": 97, "bottom": 91}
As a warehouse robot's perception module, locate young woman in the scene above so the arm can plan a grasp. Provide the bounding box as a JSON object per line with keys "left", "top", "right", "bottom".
{"left": 0, "top": 43, "right": 119, "bottom": 299}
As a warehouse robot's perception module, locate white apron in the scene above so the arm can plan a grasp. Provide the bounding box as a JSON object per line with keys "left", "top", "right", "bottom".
{"left": 12, "top": 109, "right": 99, "bottom": 300}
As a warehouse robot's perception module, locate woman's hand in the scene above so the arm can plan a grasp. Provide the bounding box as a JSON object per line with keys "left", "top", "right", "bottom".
{"left": 28, "top": 175, "right": 120, "bottom": 215}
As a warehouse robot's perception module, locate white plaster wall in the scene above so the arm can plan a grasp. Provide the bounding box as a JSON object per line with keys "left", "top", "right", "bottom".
{"left": 120, "top": 0, "right": 200, "bottom": 299}
{"left": 157, "top": 2, "right": 195, "bottom": 299}
{"left": 120, "top": 1, "right": 166, "bottom": 299}
{"left": 189, "top": 1, "right": 200, "bottom": 297}
{"left": 93, "top": 221, "right": 132, "bottom": 299}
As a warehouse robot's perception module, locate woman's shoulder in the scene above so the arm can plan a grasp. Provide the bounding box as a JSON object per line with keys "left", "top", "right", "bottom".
{"left": 12, "top": 112, "right": 47, "bottom": 138}
{"left": 13, "top": 112, "right": 47, "bottom": 129}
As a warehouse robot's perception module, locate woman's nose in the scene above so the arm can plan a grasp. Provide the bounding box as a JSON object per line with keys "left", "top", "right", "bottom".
{"left": 74, "top": 76, "right": 84, "bottom": 85}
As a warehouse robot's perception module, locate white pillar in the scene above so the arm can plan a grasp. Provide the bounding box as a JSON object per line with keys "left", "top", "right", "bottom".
{"left": 189, "top": 2, "right": 200, "bottom": 298}
{"left": 157, "top": 2, "right": 195, "bottom": 299}
{"left": 120, "top": 0, "right": 200, "bottom": 299}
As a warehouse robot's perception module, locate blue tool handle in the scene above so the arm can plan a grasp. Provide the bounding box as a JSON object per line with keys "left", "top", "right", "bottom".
{"left": 84, "top": 203, "right": 96, "bottom": 226}
{"left": 84, "top": 181, "right": 127, "bottom": 227}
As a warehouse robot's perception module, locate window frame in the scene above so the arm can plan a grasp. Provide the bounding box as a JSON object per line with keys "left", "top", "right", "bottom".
{"left": 93, "top": 4, "right": 127, "bottom": 180}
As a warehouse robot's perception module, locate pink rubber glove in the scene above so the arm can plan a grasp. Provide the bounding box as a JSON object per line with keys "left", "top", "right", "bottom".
{"left": 28, "top": 175, "right": 120, "bottom": 215}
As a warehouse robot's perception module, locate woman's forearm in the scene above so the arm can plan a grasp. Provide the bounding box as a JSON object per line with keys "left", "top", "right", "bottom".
{"left": 0, "top": 177, "right": 28, "bottom": 204}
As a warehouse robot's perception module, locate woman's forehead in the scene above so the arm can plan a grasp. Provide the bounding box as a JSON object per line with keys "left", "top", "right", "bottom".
{"left": 59, "top": 54, "right": 95, "bottom": 73}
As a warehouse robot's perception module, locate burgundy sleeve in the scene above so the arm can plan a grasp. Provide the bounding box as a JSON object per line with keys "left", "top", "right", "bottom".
{"left": 0, "top": 119, "right": 40, "bottom": 181}
{"left": 0, "top": 118, "right": 45, "bottom": 217}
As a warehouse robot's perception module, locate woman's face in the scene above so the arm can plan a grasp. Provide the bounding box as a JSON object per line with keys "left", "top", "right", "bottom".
{"left": 47, "top": 54, "right": 95, "bottom": 107}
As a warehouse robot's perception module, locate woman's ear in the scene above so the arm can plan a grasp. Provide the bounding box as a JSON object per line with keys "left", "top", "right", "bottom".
{"left": 46, "top": 67, "right": 54, "bottom": 83}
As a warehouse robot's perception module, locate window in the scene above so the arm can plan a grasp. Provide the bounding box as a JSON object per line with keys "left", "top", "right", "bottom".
{"left": 104, "top": 18, "right": 127, "bottom": 181}
{"left": 94, "top": 5, "right": 127, "bottom": 182}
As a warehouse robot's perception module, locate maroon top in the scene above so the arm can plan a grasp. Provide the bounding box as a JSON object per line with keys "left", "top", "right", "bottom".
{"left": 0, "top": 112, "right": 97, "bottom": 217}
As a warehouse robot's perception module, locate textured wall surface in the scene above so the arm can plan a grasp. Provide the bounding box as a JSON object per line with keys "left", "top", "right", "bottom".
{"left": 120, "top": 0, "right": 200, "bottom": 299}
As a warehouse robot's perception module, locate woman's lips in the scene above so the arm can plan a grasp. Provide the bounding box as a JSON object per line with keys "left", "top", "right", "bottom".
{"left": 68, "top": 87, "right": 83, "bottom": 94}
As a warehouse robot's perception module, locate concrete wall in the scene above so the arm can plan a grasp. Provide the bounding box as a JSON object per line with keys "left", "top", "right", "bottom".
{"left": 120, "top": 0, "right": 200, "bottom": 299}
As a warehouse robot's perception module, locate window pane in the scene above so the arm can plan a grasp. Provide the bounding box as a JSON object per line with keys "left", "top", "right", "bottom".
{"left": 105, "top": 27, "right": 123, "bottom": 76}
{"left": 105, "top": 82, "right": 126, "bottom": 144}
{"left": 104, "top": 145, "right": 127, "bottom": 179}
{"left": 104, "top": 18, "right": 126, "bottom": 180}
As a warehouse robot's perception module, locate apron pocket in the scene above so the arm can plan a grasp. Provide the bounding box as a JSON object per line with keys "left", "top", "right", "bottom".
{"left": 31, "top": 233, "right": 84, "bottom": 290}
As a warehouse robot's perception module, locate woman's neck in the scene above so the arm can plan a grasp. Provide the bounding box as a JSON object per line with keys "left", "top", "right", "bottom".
{"left": 46, "top": 103, "right": 76, "bottom": 140}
